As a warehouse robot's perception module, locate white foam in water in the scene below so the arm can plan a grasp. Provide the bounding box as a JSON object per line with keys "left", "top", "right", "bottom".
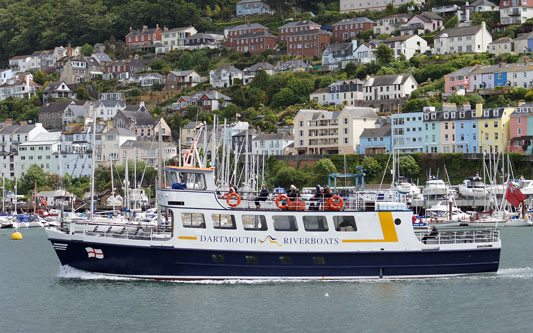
{"left": 57, "top": 265, "right": 138, "bottom": 281}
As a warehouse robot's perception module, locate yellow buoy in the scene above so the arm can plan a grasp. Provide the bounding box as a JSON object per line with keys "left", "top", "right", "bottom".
{"left": 11, "top": 231, "right": 23, "bottom": 240}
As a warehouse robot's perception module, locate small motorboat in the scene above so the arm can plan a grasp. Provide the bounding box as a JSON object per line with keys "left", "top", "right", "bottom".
{"left": 504, "top": 218, "right": 533, "bottom": 227}
{"left": 458, "top": 174, "right": 487, "bottom": 198}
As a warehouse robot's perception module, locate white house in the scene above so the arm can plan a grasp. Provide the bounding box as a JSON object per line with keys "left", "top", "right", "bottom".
{"left": 329, "top": 79, "right": 365, "bottom": 106}
{"left": 84, "top": 100, "right": 127, "bottom": 122}
{"left": 434, "top": 22, "right": 492, "bottom": 54}
{"left": 500, "top": 0, "right": 533, "bottom": 25}
{"left": 242, "top": 62, "right": 274, "bottom": 85}
{"left": 373, "top": 14, "right": 411, "bottom": 35}
{"left": 310, "top": 88, "right": 330, "bottom": 105}
{"left": 322, "top": 40, "right": 359, "bottom": 70}
{"left": 353, "top": 43, "right": 377, "bottom": 64}
{"left": 101, "top": 128, "right": 137, "bottom": 163}
{"left": 16, "top": 132, "right": 61, "bottom": 178}
{"left": 340, "top": 0, "right": 425, "bottom": 13}
{"left": 156, "top": 26, "right": 198, "bottom": 54}
{"left": 0, "top": 121, "right": 48, "bottom": 179}
{"left": 382, "top": 35, "right": 428, "bottom": 60}
{"left": 41, "top": 81, "right": 77, "bottom": 102}
{"left": 488, "top": 37, "right": 515, "bottom": 56}
{"left": 0, "top": 74, "right": 41, "bottom": 101}
{"left": 251, "top": 132, "right": 293, "bottom": 156}
{"left": 209, "top": 65, "right": 243, "bottom": 88}
{"left": 0, "top": 69, "right": 14, "bottom": 85}
{"left": 364, "top": 74, "right": 418, "bottom": 101}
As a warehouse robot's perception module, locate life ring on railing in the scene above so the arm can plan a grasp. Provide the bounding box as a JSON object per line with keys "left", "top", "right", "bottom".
{"left": 227, "top": 192, "right": 241, "bottom": 207}
{"left": 329, "top": 195, "right": 343, "bottom": 209}
{"left": 276, "top": 195, "right": 289, "bottom": 209}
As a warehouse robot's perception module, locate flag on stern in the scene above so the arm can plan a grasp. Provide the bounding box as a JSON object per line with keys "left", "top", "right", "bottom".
{"left": 505, "top": 182, "right": 527, "bottom": 207}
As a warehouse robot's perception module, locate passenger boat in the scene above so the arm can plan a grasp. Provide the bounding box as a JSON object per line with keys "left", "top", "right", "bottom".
{"left": 422, "top": 176, "right": 448, "bottom": 197}
{"left": 458, "top": 174, "right": 487, "bottom": 198}
{"left": 46, "top": 164, "right": 502, "bottom": 280}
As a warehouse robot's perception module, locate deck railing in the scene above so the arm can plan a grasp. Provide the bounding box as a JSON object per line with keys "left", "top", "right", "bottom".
{"left": 62, "top": 221, "right": 173, "bottom": 241}
{"left": 417, "top": 229, "right": 500, "bottom": 245}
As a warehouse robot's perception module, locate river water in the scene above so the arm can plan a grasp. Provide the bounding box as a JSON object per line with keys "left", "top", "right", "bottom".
{"left": 1, "top": 227, "right": 532, "bottom": 332}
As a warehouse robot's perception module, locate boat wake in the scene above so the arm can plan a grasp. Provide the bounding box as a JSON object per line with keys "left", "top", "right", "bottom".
{"left": 57, "top": 266, "right": 138, "bottom": 281}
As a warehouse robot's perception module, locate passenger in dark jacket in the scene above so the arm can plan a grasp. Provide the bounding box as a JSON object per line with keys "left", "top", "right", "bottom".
{"left": 255, "top": 185, "right": 269, "bottom": 208}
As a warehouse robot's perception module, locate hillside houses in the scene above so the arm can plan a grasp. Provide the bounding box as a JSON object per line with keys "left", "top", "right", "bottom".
{"left": 126, "top": 25, "right": 162, "bottom": 49}
{"left": 433, "top": 22, "right": 492, "bottom": 54}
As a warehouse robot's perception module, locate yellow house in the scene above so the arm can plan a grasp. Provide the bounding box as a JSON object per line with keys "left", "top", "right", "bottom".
{"left": 475, "top": 102, "right": 514, "bottom": 153}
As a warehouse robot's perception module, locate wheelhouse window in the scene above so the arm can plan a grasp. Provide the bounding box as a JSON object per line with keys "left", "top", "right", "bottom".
{"left": 166, "top": 170, "right": 206, "bottom": 190}
{"left": 334, "top": 216, "right": 357, "bottom": 231}
{"left": 181, "top": 213, "right": 205, "bottom": 228}
{"left": 303, "top": 216, "right": 329, "bottom": 231}
{"left": 273, "top": 215, "right": 298, "bottom": 231}
{"left": 242, "top": 215, "right": 268, "bottom": 230}
{"left": 212, "top": 214, "right": 236, "bottom": 229}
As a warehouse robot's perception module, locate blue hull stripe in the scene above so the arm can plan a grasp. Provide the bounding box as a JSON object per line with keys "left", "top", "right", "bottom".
{"left": 49, "top": 238, "right": 500, "bottom": 278}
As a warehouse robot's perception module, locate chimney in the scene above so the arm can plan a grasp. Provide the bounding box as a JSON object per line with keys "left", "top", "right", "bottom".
{"left": 442, "top": 103, "right": 457, "bottom": 111}
{"left": 518, "top": 100, "right": 524, "bottom": 107}
{"left": 129, "top": 27, "right": 133, "bottom": 32}
{"left": 67, "top": 43, "right": 72, "bottom": 57}
{"left": 142, "top": 25, "right": 148, "bottom": 32}
{"left": 463, "top": 102, "right": 471, "bottom": 111}
{"left": 5, "top": 119, "right": 13, "bottom": 126}
{"left": 481, "top": 21, "right": 486, "bottom": 31}
{"left": 475, "top": 102, "right": 483, "bottom": 117}
{"left": 156, "top": 24, "right": 159, "bottom": 30}
{"left": 19, "top": 120, "right": 27, "bottom": 126}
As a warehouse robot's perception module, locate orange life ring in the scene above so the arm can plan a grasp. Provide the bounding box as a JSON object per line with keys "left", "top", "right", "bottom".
{"left": 276, "top": 194, "right": 289, "bottom": 209}
{"left": 329, "top": 195, "right": 344, "bottom": 209}
{"left": 226, "top": 192, "right": 241, "bottom": 207}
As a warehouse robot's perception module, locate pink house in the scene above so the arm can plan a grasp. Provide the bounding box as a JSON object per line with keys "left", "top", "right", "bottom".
{"left": 508, "top": 103, "right": 533, "bottom": 153}
{"left": 444, "top": 66, "right": 475, "bottom": 95}
{"left": 400, "top": 12, "right": 444, "bottom": 36}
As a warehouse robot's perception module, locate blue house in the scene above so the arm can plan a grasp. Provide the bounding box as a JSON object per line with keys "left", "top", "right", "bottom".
{"left": 391, "top": 111, "right": 425, "bottom": 153}
{"left": 494, "top": 71, "right": 508, "bottom": 87}
{"left": 236, "top": 0, "right": 275, "bottom": 17}
{"left": 359, "top": 127, "right": 391, "bottom": 154}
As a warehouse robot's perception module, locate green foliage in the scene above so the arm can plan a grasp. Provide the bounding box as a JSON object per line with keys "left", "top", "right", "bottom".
{"left": 312, "top": 158, "right": 337, "bottom": 185}
{"left": 81, "top": 43, "right": 94, "bottom": 56}
{"left": 361, "top": 157, "right": 382, "bottom": 180}
{"left": 444, "top": 16, "right": 458, "bottom": 29}
{"left": 19, "top": 164, "right": 47, "bottom": 196}
{"left": 399, "top": 155, "right": 420, "bottom": 179}
{"left": 375, "top": 44, "right": 394, "bottom": 67}
{"left": 344, "top": 62, "right": 357, "bottom": 77}
{"left": 76, "top": 87, "right": 91, "bottom": 101}
{"left": 271, "top": 165, "right": 309, "bottom": 189}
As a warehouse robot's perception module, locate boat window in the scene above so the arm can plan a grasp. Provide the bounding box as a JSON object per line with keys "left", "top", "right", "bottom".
{"left": 165, "top": 209, "right": 174, "bottom": 229}
{"left": 273, "top": 215, "right": 298, "bottom": 231}
{"left": 246, "top": 255, "right": 259, "bottom": 264}
{"left": 313, "top": 256, "right": 326, "bottom": 265}
{"left": 303, "top": 216, "right": 329, "bottom": 231}
{"left": 279, "top": 256, "right": 292, "bottom": 264}
{"left": 212, "top": 214, "right": 236, "bottom": 229}
{"left": 212, "top": 254, "right": 224, "bottom": 263}
{"left": 334, "top": 216, "right": 357, "bottom": 231}
{"left": 167, "top": 171, "right": 206, "bottom": 190}
{"left": 181, "top": 213, "right": 205, "bottom": 228}
{"left": 242, "top": 215, "right": 268, "bottom": 231}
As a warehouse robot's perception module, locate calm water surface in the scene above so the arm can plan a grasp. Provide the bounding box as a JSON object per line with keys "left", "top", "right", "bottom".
{"left": 1, "top": 228, "right": 533, "bottom": 332}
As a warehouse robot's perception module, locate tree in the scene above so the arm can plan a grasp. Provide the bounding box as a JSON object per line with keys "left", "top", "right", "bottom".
{"left": 272, "top": 166, "right": 309, "bottom": 189}
{"left": 399, "top": 155, "right": 420, "bottom": 179}
{"left": 375, "top": 44, "right": 394, "bottom": 66}
{"left": 313, "top": 158, "right": 337, "bottom": 185}
{"left": 81, "top": 43, "right": 94, "bottom": 56}
{"left": 271, "top": 87, "right": 296, "bottom": 109}
{"left": 361, "top": 157, "right": 382, "bottom": 180}
{"left": 76, "top": 87, "right": 91, "bottom": 101}
{"left": 19, "top": 164, "right": 47, "bottom": 196}
{"left": 444, "top": 16, "right": 458, "bottom": 29}
{"left": 345, "top": 62, "right": 358, "bottom": 77}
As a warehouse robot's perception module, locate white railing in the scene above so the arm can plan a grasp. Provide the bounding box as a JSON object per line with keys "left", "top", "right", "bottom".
{"left": 417, "top": 229, "right": 500, "bottom": 245}
{"left": 64, "top": 221, "right": 172, "bottom": 241}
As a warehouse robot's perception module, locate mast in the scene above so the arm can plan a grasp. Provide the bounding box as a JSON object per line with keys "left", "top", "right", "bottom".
{"left": 110, "top": 157, "right": 115, "bottom": 213}
{"left": 134, "top": 147, "right": 137, "bottom": 210}
{"left": 244, "top": 125, "right": 249, "bottom": 191}
{"left": 2, "top": 176, "right": 4, "bottom": 214}
{"left": 14, "top": 176, "right": 17, "bottom": 214}
{"left": 125, "top": 157, "right": 129, "bottom": 211}
{"left": 157, "top": 121, "right": 163, "bottom": 227}
{"left": 211, "top": 114, "right": 216, "bottom": 168}
{"left": 90, "top": 104, "right": 96, "bottom": 219}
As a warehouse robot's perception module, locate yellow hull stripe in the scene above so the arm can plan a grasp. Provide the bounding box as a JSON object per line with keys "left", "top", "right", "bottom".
{"left": 177, "top": 236, "right": 198, "bottom": 240}
{"left": 342, "top": 212, "right": 399, "bottom": 243}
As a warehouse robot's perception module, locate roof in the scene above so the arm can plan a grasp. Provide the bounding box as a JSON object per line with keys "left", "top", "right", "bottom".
{"left": 417, "top": 12, "right": 444, "bottom": 22}
{"left": 163, "top": 26, "right": 195, "bottom": 33}
{"left": 384, "top": 35, "right": 418, "bottom": 42}
{"left": 333, "top": 17, "right": 375, "bottom": 26}
{"left": 471, "top": 0, "right": 497, "bottom": 7}
{"left": 92, "top": 53, "right": 112, "bottom": 63}
{"left": 211, "top": 65, "right": 242, "bottom": 74}
{"left": 252, "top": 132, "right": 293, "bottom": 141}
{"left": 235, "top": 31, "right": 275, "bottom": 39}
{"left": 342, "top": 106, "right": 380, "bottom": 119}
{"left": 42, "top": 81, "right": 75, "bottom": 93}
{"left": 22, "top": 132, "right": 61, "bottom": 144}
{"left": 447, "top": 66, "right": 476, "bottom": 77}
{"left": 120, "top": 139, "right": 174, "bottom": 149}
{"left": 325, "top": 41, "right": 355, "bottom": 52}
{"left": 104, "top": 128, "right": 136, "bottom": 136}
{"left": 275, "top": 60, "right": 312, "bottom": 71}
{"left": 244, "top": 62, "right": 274, "bottom": 72}
{"left": 126, "top": 26, "right": 160, "bottom": 37}
{"left": 183, "top": 121, "right": 203, "bottom": 129}
{"left": 515, "top": 32, "right": 533, "bottom": 41}
{"left": 39, "top": 101, "right": 74, "bottom": 114}
{"left": 169, "top": 70, "right": 197, "bottom": 77}
{"left": 289, "top": 29, "right": 331, "bottom": 37}
{"left": 279, "top": 20, "right": 320, "bottom": 29}
{"left": 227, "top": 23, "right": 268, "bottom": 31}
{"left": 120, "top": 110, "right": 157, "bottom": 126}
{"left": 360, "top": 126, "right": 391, "bottom": 138}
{"left": 364, "top": 74, "right": 414, "bottom": 87}
{"left": 185, "top": 33, "right": 217, "bottom": 40}
{"left": 490, "top": 37, "right": 513, "bottom": 44}
{"left": 311, "top": 87, "right": 329, "bottom": 94}
{"left": 380, "top": 14, "right": 411, "bottom": 20}
{"left": 435, "top": 25, "right": 483, "bottom": 39}
{"left": 180, "top": 90, "right": 231, "bottom": 102}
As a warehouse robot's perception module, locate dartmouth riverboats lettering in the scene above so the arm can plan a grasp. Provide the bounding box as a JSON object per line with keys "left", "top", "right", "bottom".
{"left": 199, "top": 235, "right": 341, "bottom": 246}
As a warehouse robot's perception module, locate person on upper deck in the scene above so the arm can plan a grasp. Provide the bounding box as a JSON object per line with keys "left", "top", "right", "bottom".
{"left": 310, "top": 185, "right": 323, "bottom": 210}
{"left": 288, "top": 185, "right": 299, "bottom": 200}
{"left": 255, "top": 185, "right": 269, "bottom": 208}
{"left": 323, "top": 185, "right": 333, "bottom": 198}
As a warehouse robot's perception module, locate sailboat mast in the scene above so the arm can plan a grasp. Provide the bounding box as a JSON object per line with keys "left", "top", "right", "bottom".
{"left": 110, "top": 158, "right": 115, "bottom": 213}
{"left": 90, "top": 104, "right": 96, "bottom": 218}
{"left": 157, "top": 121, "right": 163, "bottom": 227}
{"left": 134, "top": 147, "right": 137, "bottom": 210}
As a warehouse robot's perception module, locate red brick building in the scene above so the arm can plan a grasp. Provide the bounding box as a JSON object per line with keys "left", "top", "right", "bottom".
{"left": 226, "top": 23, "right": 269, "bottom": 49}
{"left": 331, "top": 17, "right": 375, "bottom": 43}
{"left": 105, "top": 59, "right": 149, "bottom": 79}
{"left": 125, "top": 25, "right": 162, "bottom": 49}
{"left": 278, "top": 20, "right": 321, "bottom": 42}
{"left": 234, "top": 31, "right": 277, "bottom": 54}
{"left": 287, "top": 29, "right": 331, "bottom": 57}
